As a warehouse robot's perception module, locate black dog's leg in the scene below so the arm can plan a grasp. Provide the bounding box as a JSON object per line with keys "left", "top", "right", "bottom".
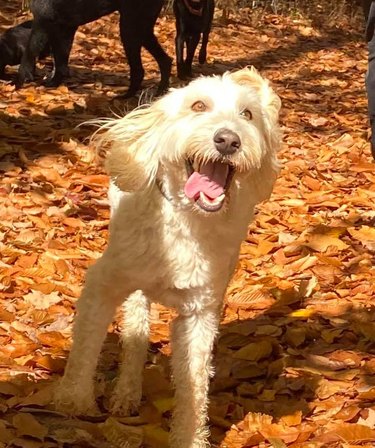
{"left": 45, "top": 26, "right": 76, "bottom": 87}
{"left": 198, "top": 30, "right": 209, "bottom": 65}
{"left": 143, "top": 33, "right": 172, "bottom": 96}
{"left": 175, "top": 10, "right": 188, "bottom": 80}
{"left": 175, "top": 32, "right": 187, "bottom": 80}
{"left": 119, "top": 7, "right": 144, "bottom": 98}
{"left": 142, "top": 0, "right": 171, "bottom": 95}
{"left": 120, "top": 29, "right": 144, "bottom": 98}
{"left": 17, "top": 25, "right": 49, "bottom": 87}
{"left": 185, "top": 34, "right": 200, "bottom": 78}
{"left": 119, "top": 0, "right": 170, "bottom": 98}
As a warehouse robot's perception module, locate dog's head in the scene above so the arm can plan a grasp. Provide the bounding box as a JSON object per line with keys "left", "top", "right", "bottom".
{"left": 100, "top": 67, "right": 282, "bottom": 214}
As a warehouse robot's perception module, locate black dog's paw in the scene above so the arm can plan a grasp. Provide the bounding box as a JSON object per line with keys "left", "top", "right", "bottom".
{"left": 177, "top": 65, "right": 192, "bottom": 80}
{"left": 16, "top": 68, "right": 34, "bottom": 88}
{"left": 117, "top": 90, "right": 137, "bottom": 100}
{"left": 43, "top": 72, "right": 66, "bottom": 88}
{"left": 177, "top": 72, "right": 187, "bottom": 81}
{"left": 198, "top": 52, "right": 207, "bottom": 65}
{"left": 155, "top": 83, "right": 169, "bottom": 98}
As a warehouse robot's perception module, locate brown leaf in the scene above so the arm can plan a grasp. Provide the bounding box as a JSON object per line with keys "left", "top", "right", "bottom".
{"left": 100, "top": 417, "right": 143, "bottom": 448}
{"left": 37, "top": 331, "right": 70, "bottom": 350}
{"left": 348, "top": 226, "right": 375, "bottom": 250}
{"left": 18, "top": 385, "right": 54, "bottom": 407}
{"left": 304, "top": 226, "right": 348, "bottom": 252}
{"left": 280, "top": 410, "right": 302, "bottom": 427}
{"left": 316, "top": 423, "right": 375, "bottom": 443}
{"left": 233, "top": 340, "right": 273, "bottom": 361}
{"left": 23, "top": 291, "right": 62, "bottom": 310}
{"left": 13, "top": 413, "right": 48, "bottom": 440}
{"left": 0, "top": 420, "right": 14, "bottom": 443}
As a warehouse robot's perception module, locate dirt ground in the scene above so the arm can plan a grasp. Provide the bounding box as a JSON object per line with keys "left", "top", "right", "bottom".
{"left": 0, "top": 3, "right": 374, "bottom": 447}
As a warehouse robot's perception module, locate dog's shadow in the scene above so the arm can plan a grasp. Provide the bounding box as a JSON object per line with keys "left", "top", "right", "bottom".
{"left": 0, "top": 276, "right": 373, "bottom": 447}
{"left": 84, "top": 286, "right": 375, "bottom": 447}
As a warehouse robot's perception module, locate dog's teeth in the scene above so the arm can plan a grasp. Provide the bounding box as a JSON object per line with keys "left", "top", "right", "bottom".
{"left": 199, "top": 192, "right": 225, "bottom": 206}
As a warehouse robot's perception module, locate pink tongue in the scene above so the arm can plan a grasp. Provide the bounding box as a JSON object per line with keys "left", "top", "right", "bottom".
{"left": 184, "top": 162, "right": 228, "bottom": 200}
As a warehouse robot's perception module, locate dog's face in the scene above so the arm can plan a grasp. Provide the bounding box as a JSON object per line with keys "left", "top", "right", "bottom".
{"left": 103, "top": 67, "right": 282, "bottom": 214}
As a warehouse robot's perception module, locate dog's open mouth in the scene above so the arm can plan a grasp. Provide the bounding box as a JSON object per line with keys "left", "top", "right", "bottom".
{"left": 184, "top": 159, "right": 235, "bottom": 212}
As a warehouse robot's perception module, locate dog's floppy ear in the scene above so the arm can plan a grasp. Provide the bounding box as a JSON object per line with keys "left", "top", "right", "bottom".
{"left": 95, "top": 104, "right": 165, "bottom": 192}
{"left": 229, "top": 66, "right": 282, "bottom": 153}
{"left": 230, "top": 66, "right": 282, "bottom": 202}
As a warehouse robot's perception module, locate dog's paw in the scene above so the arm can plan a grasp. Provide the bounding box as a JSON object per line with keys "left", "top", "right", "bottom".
{"left": 15, "top": 70, "right": 33, "bottom": 89}
{"left": 170, "top": 436, "right": 210, "bottom": 448}
{"left": 43, "top": 75, "right": 64, "bottom": 88}
{"left": 54, "top": 380, "right": 98, "bottom": 416}
{"left": 109, "top": 392, "right": 141, "bottom": 417}
{"left": 198, "top": 53, "right": 207, "bottom": 65}
{"left": 170, "top": 422, "right": 210, "bottom": 448}
{"left": 169, "top": 433, "right": 210, "bottom": 448}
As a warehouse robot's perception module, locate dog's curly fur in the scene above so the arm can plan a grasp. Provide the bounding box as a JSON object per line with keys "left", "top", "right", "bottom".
{"left": 54, "top": 66, "right": 282, "bottom": 448}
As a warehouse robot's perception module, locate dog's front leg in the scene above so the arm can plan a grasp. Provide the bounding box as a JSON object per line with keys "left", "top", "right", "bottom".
{"left": 110, "top": 290, "right": 150, "bottom": 415}
{"left": 44, "top": 26, "right": 76, "bottom": 87}
{"left": 198, "top": 30, "right": 209, "bottom": 65}
{"left": 170, "top": 304, "right": 220, "bottom": 448}
{"left": 54, "top": 259, "right": 130, "bottom": 415}
{"left": 175, "top": 32, "right": 187, "bottom": 80}
{"left": 185, "top": 34, "right": 200, "bottom": 78}
{"left": 17, "top": 25, "right": 47, "bottom": 87}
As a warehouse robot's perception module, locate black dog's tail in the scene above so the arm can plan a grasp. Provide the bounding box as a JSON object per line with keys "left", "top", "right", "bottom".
{"left": 366, "top": 1, "right": 375, "bottom": 41}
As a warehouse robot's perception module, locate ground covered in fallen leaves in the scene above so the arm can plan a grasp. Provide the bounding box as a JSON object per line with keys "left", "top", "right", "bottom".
{"left": 0, "top": 2, "right": 375, "bottom": 448}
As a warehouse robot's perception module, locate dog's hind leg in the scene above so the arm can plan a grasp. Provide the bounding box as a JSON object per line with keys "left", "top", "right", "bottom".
{"left": 54, "top": 257, "right": 131, "bottom": 415}
{"left": 119, "top": 21, "right": 144, "bottom": 99}
{"left": 143, "top": 33, "right": 172, "bottom": 97}
{"left": 119, "top": 0, "right": 171, "bottom": 98}
{"left": 170, "top": 303, "right": 221, "bottom": 448}
{"left": 198, "top": 30, "right": 209, "bottom": 65}
{"left": 44, "top": 26, "right": 76, "bottom": 87}
{"left": 185, "top": 34, "right": 200, "bottom": 78}
{"left": 17, "top": 24, "right": 49, "bottom": 87}
{"left": 175, "top": 32, "right": 187, "bottom": 80}
{"left": 110, "top": 290, "right": 150, "bottom": 415}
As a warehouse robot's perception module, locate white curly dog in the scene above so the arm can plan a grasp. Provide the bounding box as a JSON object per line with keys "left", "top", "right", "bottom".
{"left": 55, "top": 66, "right": 282, "bottom": 448}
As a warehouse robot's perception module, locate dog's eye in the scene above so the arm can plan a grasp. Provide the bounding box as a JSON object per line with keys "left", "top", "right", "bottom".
{"left": 240, "top": 109, "right": 252, "bottom": 120}
{"left": 191, "top": 101, "right": 207, "bottom": 112}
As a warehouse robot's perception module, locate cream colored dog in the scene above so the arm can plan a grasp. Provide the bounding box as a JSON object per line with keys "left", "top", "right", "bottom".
{"left": 54, "top": 67, "right": 282, "bottom": 448}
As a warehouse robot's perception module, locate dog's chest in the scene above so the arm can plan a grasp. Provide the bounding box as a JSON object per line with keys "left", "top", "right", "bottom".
{"left": 158, "top": 211, "right": 241, "bottom": 291}
{"left": 109, "top": 188, "right": 247, "bottom": 294}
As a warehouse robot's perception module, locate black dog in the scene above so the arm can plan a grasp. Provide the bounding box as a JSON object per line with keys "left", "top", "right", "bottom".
{"left": 0, "top": 20, "right": 49, "bottom": 78}
{"left": 17, "top": 0, "right": 172, "bottom": 98}
{"left": 173, "top": 0, "right": 214, "bottom": 80}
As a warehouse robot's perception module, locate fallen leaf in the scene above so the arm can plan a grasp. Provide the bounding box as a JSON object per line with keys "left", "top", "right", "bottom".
{"left": 233, "top": 340, "right": 273, "bottom": 361}
{"left": 13, "top": 413, "right": 48, "bottom": 440}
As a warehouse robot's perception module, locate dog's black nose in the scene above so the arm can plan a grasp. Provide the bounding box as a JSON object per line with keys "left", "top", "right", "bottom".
{"left": 213, "top": 128, "right": 241, "bottom": 155}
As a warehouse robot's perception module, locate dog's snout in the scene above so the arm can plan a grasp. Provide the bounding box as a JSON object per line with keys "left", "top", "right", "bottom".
{"left": 213, "top": 128, "right": 241, "bottom": 155}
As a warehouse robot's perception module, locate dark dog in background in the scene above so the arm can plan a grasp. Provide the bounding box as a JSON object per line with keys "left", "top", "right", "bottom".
{"left": 17, "top": 0, "right": 172, "bottom": 98}
{"left": 0, "top": 20, "right": 49, "bottom": 78}
{"left": 173, "top": 0, "right": 214, "bottom": 80}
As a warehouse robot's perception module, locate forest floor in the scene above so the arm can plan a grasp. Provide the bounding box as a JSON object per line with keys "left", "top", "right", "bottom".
{"left": 0, "top": 2, "right": 374, "bottom": 448}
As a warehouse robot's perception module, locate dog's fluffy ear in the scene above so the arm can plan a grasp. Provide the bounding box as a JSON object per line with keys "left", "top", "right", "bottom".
{"left": 229, "top": 66, "right": 282, "bottom": 153}
{"left": 230, "top": 66, "right": 282, "bottom": 202}
{"left": 95, "top": 104, "right": 165, "bottom": 192}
